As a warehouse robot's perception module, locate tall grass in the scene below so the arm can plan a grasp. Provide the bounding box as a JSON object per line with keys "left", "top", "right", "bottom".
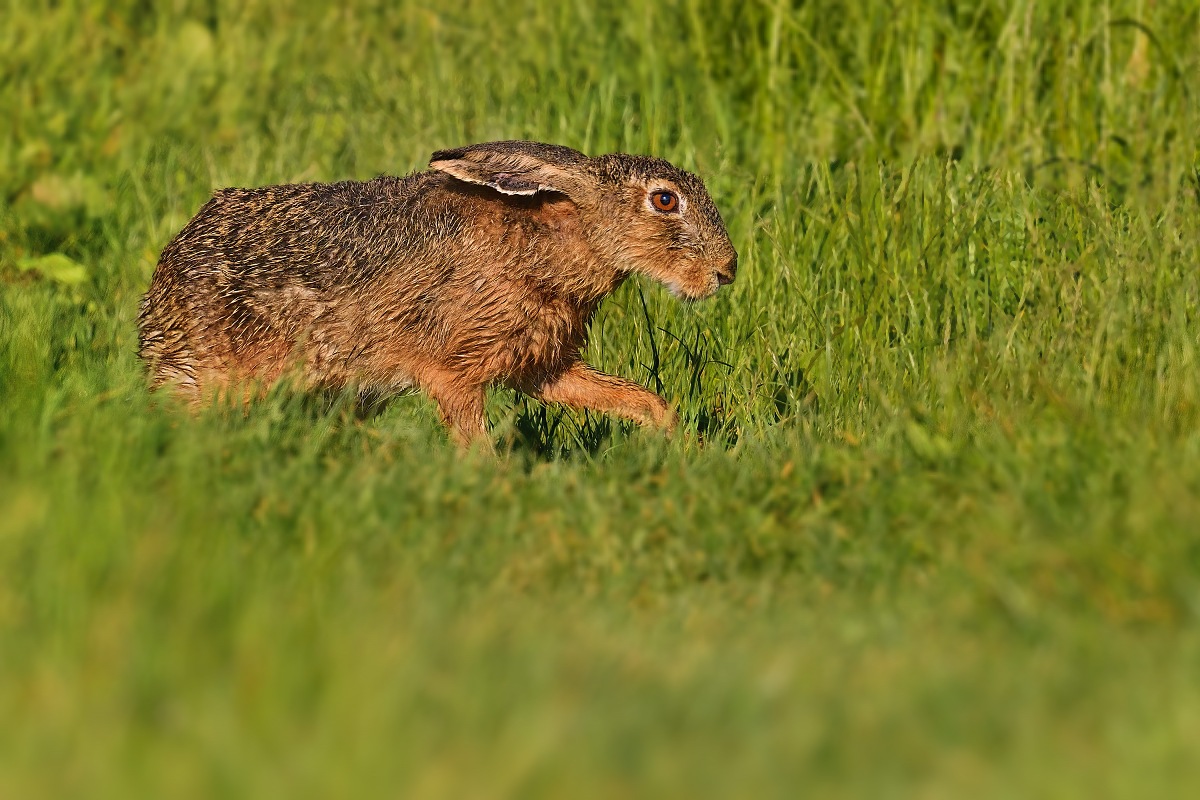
{"left": 2, "top": 1, "right": 1200, "bottom": 797}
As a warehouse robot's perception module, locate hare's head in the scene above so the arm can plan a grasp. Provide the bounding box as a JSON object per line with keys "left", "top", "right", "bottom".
{"left": 430, "top": 141, "right": 738, "bottom": 300}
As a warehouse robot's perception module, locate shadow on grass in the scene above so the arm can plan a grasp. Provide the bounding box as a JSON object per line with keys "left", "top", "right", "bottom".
{"left": 497, "top": 395, "right": 738, "bottom": 461}
{"left": 163, "top": 380, "right": 738, "bottom": 462}
{"left": 501, "top": 401, "right": 618, "bottom": 460}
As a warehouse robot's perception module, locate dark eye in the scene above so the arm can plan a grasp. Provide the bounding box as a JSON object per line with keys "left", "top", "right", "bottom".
{"left": 651, "top": 190, "right": 679, "bottom": 213}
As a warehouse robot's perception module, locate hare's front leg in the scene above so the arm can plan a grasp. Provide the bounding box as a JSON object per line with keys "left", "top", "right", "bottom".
{"left": 423, "top": 375, "right": 489, "bottom": 447}
{"left": 527, "top": 362, "right": 678, "bottom": 432}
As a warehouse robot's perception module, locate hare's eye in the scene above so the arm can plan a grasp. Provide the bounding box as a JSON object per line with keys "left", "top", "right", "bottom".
{"left": 651, "top": 190, "right": 679, "bottom": 213}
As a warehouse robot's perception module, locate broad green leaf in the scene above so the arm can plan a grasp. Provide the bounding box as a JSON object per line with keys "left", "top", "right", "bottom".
{"left": 17, "top": 253, "right": 89, "bottom": 286}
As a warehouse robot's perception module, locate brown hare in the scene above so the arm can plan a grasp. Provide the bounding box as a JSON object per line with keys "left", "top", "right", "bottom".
{"left": 137, "top": 140, "right": 738, "bottom": 445}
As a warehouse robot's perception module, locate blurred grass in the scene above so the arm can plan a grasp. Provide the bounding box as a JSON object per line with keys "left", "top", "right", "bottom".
{"left": 2, "top": 0, "right": 1200, "bottom": 797}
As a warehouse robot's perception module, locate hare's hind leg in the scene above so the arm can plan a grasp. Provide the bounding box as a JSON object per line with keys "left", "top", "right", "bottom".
{"left": 524, "top": 362, "right": 677, "bottom": 432}
{"left": 139, "top": 325, "right": 203, "bottom": 407}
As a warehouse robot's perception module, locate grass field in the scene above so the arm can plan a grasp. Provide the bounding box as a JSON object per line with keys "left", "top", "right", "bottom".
{"left": 3, "top": 1, "right": 1200, "bottom": 796}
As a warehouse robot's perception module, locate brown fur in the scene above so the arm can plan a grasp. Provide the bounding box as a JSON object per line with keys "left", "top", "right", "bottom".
{"left": 137, "top": 140, "right": 738, "bottom": 445}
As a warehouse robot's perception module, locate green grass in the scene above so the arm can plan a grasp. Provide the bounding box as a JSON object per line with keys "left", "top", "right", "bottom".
{"left": 3, "top": 0, "right": 1200, "bottom": 796}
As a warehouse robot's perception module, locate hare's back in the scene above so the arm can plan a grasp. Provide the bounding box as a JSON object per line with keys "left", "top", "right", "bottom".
{"left": 162, "top": 173, "right": 445, "bottom": 293}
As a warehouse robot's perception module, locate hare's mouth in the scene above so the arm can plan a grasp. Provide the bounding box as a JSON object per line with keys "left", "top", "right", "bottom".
{"left": 663, "top": 276, "right": 721, "bottom": 303}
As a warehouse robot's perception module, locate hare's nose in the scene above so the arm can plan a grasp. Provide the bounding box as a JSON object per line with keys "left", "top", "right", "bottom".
{"left": 716, "top": 255, "right": 737, "bottom": 286}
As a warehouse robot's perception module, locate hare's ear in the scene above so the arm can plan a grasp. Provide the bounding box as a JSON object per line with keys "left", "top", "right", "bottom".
{"left": 429, "top": 141, "right": 589, "bottom": 199}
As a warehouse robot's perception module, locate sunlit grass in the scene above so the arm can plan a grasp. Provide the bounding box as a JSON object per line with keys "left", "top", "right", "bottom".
{"left": 2, "top": 1, "right": 1200, "bottom": 797}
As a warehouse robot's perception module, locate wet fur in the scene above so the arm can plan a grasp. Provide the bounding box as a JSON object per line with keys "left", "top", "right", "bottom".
{"left": 137, "top": 141, "right": 737, "bottom": 445}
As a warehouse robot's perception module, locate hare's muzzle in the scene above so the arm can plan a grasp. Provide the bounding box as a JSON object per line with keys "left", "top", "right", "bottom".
{"left": 716, "top": 254, "right": 738, "bottom": 286}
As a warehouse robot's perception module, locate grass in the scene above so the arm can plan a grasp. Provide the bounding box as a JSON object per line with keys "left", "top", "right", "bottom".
{"left": 2, "top": 0, "right": 1200, "bottom": 796}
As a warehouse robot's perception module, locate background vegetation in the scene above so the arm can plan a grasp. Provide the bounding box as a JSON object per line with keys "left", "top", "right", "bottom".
{"left": 2, "top": 0, "right": 1199, "bottom": 796}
